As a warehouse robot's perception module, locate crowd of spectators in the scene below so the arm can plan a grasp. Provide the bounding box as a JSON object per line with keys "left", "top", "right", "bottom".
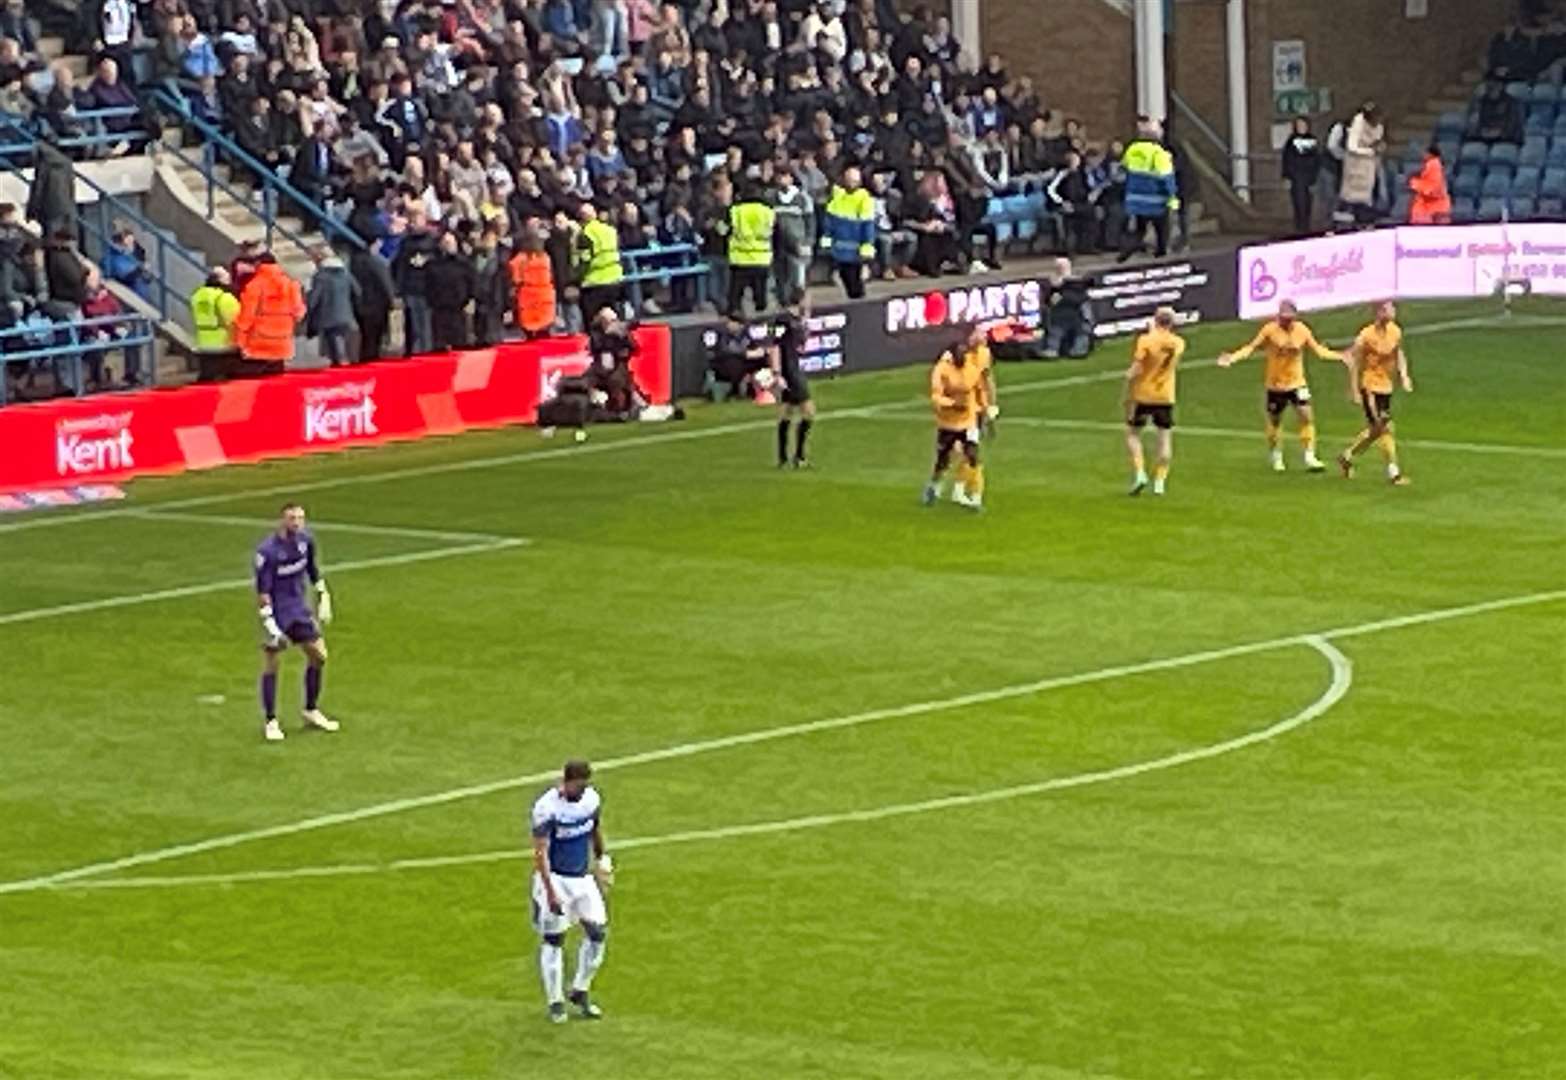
{"left": 8, "top": 0, "right": 1183, "bottom": 363}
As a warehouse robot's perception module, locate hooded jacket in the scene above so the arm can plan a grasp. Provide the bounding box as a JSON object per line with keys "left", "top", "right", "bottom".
{"left": 235, "top": 262, "right": 305, "bottom": 361}
{"left": 306, "top": 256, "right": 359, "bottom": 336}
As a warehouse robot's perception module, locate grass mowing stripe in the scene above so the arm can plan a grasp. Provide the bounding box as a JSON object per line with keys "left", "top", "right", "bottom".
{"left": 3, "top": 588, "right": 1556, "bottom": 898}
{"left": 130, "top": 509, "right": 522, "bottom": 543}
{"left": 0, "top": 538, "right": 528, "bottom": 627}
{"left": 48, "top": 637, "right": 1353, "bottom": 893}
{"left": 2, "top": 313, "right": 1558, "bottom": 537}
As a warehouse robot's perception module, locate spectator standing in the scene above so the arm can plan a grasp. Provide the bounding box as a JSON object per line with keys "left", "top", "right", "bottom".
{"left": 43, "top": 230, "right": 86, "bottom": 309}
{"left": 471, "top": 227, "right": 513, "bottom": 347}
{"left": 234, "top": 253, "right": 305, "bottom": 375}
{"left": 393, "top": 213, "right": 438, "bottom": 355}
{"left": 1117, "top": 117, "right": 1177, "bottom": 262}
{"left": 1407, "top": 145, "right": 1453, "bottom": 225}
{"left": 823, "top": 166, "right": 875, "bottom": 299}
{"left": 574, "top": 201, "right": 624, "bottom": 322}
{"left": 305, "top": 246, "right": 359, "bottom": 366}
{"left": 1281, "top": 117, "right": 1322, "bottom": 236}
{"left": 727, "top": 181, "right": 775, "bottom": 318}
{"left": 1047, "top": 150, "right": 1096, "bottom": 255}
{"left": 1338, "top": 100, "right": 1384, "bottom": 227}
{"left": 349, "top": 243, "right": 397, "bottom": 362}
{"left": 427, "top": 231, "right": 475, "bottom": 352}
{"left": 93, "top": 0, "right": 136, "bottom": 88}
{"left": 772, "top": 170, "right": 815, "bottom": 306}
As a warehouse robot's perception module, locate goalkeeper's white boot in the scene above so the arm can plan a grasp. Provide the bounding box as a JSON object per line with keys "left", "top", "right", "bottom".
{"left": 263, "top": 719, "right": 286, "bottom": 742}
{"left": 302, "top": 709, "right": 339, "bottom": 733}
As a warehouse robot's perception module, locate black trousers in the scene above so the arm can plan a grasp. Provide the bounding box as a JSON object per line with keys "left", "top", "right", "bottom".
{"left": 1120, "top": 212, "right": 1170, "bottom": 259}
{"left": 358, "top": 309, "right": 388, "bottom": 361}
{"left": 1290, "top": 181, "right": 1314, "bottom": 234}
{"left": 431, "top": 310, "right": 469, "bottom": 353}
{"left": 836, "top": 262, "right": 866, "bottom": 299}
{"left": 727, "top": 265, "right": 770, "bottom": 316}
{"left": 579, "top": 283, "right": 623, "bottom": 322}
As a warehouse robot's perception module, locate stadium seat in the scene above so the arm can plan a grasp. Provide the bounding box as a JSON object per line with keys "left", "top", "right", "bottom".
{"left": 1529, "top": 102, "right": 1559, "bottom": 125}
{"left": 1391, "top": 194, "right": 1412, "bottom": 221}
{"left": 1476, "top": 197, "right": 1506, "bottom": 221}
{"left": 1435, "top": 110, "right": 1467, "bottom": 137}
{"left": 1555, "top": 115, "right": 1566, "bottom": 138}
{"left": 1451, "top": 197, "right": 1479, "bottom": 223}
{"left": 1510, "top": 196, "right": 1537, "bottom": 220}
{"left": 1520, "top": 137, "right": 1548, "bottom": 166}
{"left": 1506, "top": 81, "right": 1531, "bottom": 102}
{"left": 1512, "top": 166, "right": 1542, "bottom": 196}
{"left": 1489, "top": 142, "right": 1520, "bottom": 167}
{"left": 1541, "top": 167, "right": 1566, "bottom": 198}
{"left": 1532, "top": 83, "right": 1559, "bottom": 106}
{"left": 1548, "top": 142, "right": 1566, "bottom": 168}
{"left": 1481, "top": 170, "right": 1512, "bottom": 198}
{"left": 1526, "top": 111, "right": 1555, "bottom": 136}
{"left": 1458, "top": 141, "right": 1489, "bottom": 165}
{"left": 1453, "top": 167, "right": 1484, "bottom": 198}
{"left": 1541, "top": 196, "right": 1565, "bottom": 217}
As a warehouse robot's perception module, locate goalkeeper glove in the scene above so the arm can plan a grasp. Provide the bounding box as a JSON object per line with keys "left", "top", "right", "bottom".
{"left": 259, "top": 605, "right": 287, "bottom": 648}
{"left": 594, "top": 853, "right": 615, "bottom": 889}
{"left": 986, "top": 404, "right": 1000, "bottom": 420}
{"left": 315, "top": 580, "right": 333, "bottom": 624}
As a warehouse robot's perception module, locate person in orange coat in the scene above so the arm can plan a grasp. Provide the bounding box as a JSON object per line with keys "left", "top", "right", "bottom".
{"left": 234, "top": 253, "right": 306, "bottom": 375}
{"left": 1407, "top": 145, "right": 1452, "bottom": 225}
{"left": 508, "top": 226, "right": 557, "bottom": 339}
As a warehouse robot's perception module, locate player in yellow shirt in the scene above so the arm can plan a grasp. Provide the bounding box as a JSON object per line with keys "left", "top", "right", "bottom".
{"left": 1217, "top": 299, "right": 1346, "bottom": 472}
{"left": 1339, "top": 300, "right": 1414, "bottom": 485}
{"left": 953, "top": 326, "right": 998, "bottom": 503}
{"left": 1123, "top": 307, "right": 1186, "bottom": 496}
{"left": 923, "top": 339, "right": 986, "bottom": 510}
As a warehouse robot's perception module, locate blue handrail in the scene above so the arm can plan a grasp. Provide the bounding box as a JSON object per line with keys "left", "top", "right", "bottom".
{"left": 149, "top": 87, "right": 366, "bottom": 252}
{"left": 0, "top": 314, "right": 156, "bottom": 406}
{"left": 0, "top": 106, "right": 147, "bottom": 155}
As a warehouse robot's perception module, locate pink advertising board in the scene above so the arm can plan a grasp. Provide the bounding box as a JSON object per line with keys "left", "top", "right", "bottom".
{"left": 1239, "top": 224, "right": 1566, "bottom": 317}
{"left": 1237, "top": 231, "right": 1399, "bottom": 318}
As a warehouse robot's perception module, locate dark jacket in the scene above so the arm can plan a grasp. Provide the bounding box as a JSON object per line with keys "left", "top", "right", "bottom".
{"left": 426, "top": 251, "right": 476, "bottom": 308}
{"left": 44, "top": 242, "right": 86, "bottom": 307}
{"left": 305, "top": 257, "right": 359, "bottom": 334}
{"left": 392, "top": 230, "right": 438, "bottom": 298}
{"left": 1282, "top": 133, "right": 1323, "bottom": 188}
{"left": 349, "top": 247, "right": 397, "bottom": 318}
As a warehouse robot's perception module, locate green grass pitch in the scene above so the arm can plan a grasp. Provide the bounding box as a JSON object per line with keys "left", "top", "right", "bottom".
{"left": 1, "top": 298, "right": 1563, "bottom": 1080}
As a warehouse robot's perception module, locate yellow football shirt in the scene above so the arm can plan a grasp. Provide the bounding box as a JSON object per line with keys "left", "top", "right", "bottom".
{"left": 1228, "top": 320, "right": 1338, "bottom": 390}
{"left": 931, "top": 353, "right": 983, "bottom": 430}
{"left": 1131, "top": 328, "right": 1185, "bottom": 405}
{"left": 1354, "top": 321, "right": 1403, "bottom": 394}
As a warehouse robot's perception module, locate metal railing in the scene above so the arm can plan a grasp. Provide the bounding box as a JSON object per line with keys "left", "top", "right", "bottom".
{"left": 0, "top": 106, "right": 148, "bottom": 157}
{"left": 1170, "top": 90, "right": 1286, "bottom": 199}
{"left": 148, "top": 87, "right": 366, "bottom": 253}
{"left": 0, "top": 313, "right": 156, "bottom": 406}
{"left": 0, "top": 123, "right": 207, "bottom": 324}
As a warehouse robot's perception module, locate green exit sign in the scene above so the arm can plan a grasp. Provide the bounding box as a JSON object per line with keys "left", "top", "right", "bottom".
{"left": 1275, "top": 88, "right": 1333, "bottom": 116}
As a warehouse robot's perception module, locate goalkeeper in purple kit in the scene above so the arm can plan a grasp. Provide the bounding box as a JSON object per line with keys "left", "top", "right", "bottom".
{"left": 254, "top": 502, "right": 338, "bottom": 742}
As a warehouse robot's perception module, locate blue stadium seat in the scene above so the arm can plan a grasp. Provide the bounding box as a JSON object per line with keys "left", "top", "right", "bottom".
{"left": 1541, "top": 167, "right": 1566, "bottom": 198}
{"left": 1476, "top": 196, "right": 1506, "bottom": 221}
{"left": 1481, "top": 170, "right": 1512, "bottom": 198}
{"left": 1435, "top": 110, "right": 1467, "bottom": 137}
{"left": 1548, "top": 142, "right": 1566, "bottom": 168}
{"left": 1391, "top": 193, "right": 1412, "bottom": 221}
{"left": 983, "top": 196, "right": 1006, "bottom": 223}
{"left": 1532, "top": 83, "right": 1559, "bottom": 106}
{"left": 1520, "top": 137, "right": 1549, "bottom": 166}
{"left": 1015, "top": 194, "right": 1043, "bottom": 244}
{"left": 1510, "top": 196, "right": 1537, "bottom": 220}
{"left": 1458, "top": 141, "right": 1489, "bottom": 165}
{"left": 1540, "top": 196, "right": 1565, "bottom": 217}
{"left": 1451, "top": 197, "right": 1479, "bottom": 223}
{"left": 1529, "top": 102, "right": 1559, "bottom": 125}
{"left": 1453, "top": 167, "right": 1484, "bottom": 197}
{"left": 1512, "top": 166, "right": 1542, "bottom": 196}
{"left": 1526, "top": 111, "right": 1555, "bottom": 136}
{"left": 1505, "top": 81, "right": 1530, "bottom": 102}
{"left": 1555, "top": 115, "right": 1566, "bottom": 138}
{"left": 1489, "top": 142, "right": 1519, "bottom": 166}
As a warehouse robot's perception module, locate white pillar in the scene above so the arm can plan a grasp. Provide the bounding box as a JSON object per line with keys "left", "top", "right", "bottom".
{"left": 1226, "top": 0, "right": 1252, "bottom": 203}
{"left": 1134, "top": 0, "right": 1167, "bottom": 121}
{"left": 953, "top": 0, "right": 982, "bottom": 70}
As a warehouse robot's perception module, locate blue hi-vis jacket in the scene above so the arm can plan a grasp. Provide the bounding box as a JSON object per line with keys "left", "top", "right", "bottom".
{"left": 822, "top": 185, "right": 876, "bottom": 265}
{"left": 1122, "top": 139, "right": 1180, "bottom": 217}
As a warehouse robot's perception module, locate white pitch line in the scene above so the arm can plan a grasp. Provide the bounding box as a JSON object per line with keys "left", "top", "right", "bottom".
{"left": 1, "top": 587, "right": 1560, "bottom": 898}
{"left": 46, "top": 637, "right": 1355, "bottom": 893}
{"left": 2, "top": 313, "right": 1556, "bottom": 536}
{"left": 854, "top": 412, "right": 1566, "bottom": 459}
{"left": 129, "top": 509, "right": 517, "bottom": 544}
{"left": 0, "top": 538, "right": 526, "bottom": 628}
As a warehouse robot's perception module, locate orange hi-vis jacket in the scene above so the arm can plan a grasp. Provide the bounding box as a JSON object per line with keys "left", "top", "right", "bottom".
{"left": 234, "top": 262, "right": 306, "bottom": 362}
{"left": 508, "top": 249, "right": 556, "bottom": 334}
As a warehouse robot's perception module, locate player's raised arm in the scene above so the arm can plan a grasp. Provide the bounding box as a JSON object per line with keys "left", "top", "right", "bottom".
{"left": 1303, "top": 327, "right": 1349, "bottom": 363}
{"left": 1217, "top": 326, "right": 1267, "bottom": 368}
{"left": 1397, "top": 347, "right": 1414, "bottom": 392}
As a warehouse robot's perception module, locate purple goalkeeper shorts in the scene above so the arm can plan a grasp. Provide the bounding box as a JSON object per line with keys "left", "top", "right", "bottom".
{"left": 265, "top": 616, "right": 321, "bottom": 650}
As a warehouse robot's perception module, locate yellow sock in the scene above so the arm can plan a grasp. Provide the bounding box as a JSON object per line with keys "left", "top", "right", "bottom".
{"left": 1376, "top": 432, "right": 1398, "bottom": 465}
{"left": 968, "top": 464, "right": 985, "bottom": 498}
{"left": 954, "top": 461, "right": 971, "bottom": 490}
{"left": 1153, "top": 462, "right": 1169, "bottom": 482}
{"left": 1264, "top": 419, "right": 1281, "bottom": 449}
{"left": 1299, "top": 421, "right": 1316, "bottom": 453}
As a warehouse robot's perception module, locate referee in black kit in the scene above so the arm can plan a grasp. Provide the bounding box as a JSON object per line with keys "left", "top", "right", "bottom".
{"left": 770, "top": 303, "right": 816, "bottom": 469}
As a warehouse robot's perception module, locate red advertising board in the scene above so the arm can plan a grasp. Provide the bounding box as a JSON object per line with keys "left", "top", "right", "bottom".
{"left": 0, "top": 327, "right": 671, "bottom": 495}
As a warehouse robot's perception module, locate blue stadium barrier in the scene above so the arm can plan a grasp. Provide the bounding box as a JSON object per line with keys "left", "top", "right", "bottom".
{"left": 619, "top": 243, "right": 710, "bottom": 311}
{"left": 0, "top": 106, "right": 147, "bottom": 157}
{"left": 0, "top": 314, "right": 156, "bottom": 406}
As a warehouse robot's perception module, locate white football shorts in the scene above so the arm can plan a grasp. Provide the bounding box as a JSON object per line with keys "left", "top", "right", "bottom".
{"left": 531, "top": 871, "right": 607, "bottom": 935}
